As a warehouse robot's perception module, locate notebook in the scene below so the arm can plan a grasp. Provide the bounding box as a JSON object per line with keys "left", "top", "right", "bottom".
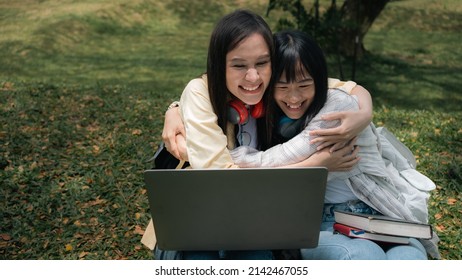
{"left": 144, "top": 167, "right": 327, "bottom": 251}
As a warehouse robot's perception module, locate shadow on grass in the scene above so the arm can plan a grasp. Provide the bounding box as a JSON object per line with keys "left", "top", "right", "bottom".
{"left": 352, "top": 53, "right": 462, "bottom": 113}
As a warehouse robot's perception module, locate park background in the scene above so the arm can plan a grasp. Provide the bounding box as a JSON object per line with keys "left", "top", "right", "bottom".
{"left": 1, "top": 0, "right": 461, "bottom": 260}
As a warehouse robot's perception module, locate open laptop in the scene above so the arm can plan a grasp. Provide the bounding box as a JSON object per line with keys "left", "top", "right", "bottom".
{"left": 144, "top": 167, "right": 327, "bottom": 251}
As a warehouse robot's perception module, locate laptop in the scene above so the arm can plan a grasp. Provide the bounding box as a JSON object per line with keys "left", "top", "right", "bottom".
{"left": 144, "top": 167, "right": 327, "bottom": 251}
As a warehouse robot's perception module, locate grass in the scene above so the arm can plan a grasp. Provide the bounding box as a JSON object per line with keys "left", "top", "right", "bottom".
{"left": 1, "top": 0, "right": 461, "bottom": 260}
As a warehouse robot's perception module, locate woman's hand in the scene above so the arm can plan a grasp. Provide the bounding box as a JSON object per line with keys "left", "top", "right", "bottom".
{"left": 161, "top": 106, "right": 187, "bottom": 160}
{"left": 175, "top": 133, "right": 188, "bottom": 161}
{"left": 294, "top": 138, "right": 360, "bottom": 171}
{"left": 309, "top": 85, "right": 373, "bottom": 152}
{"left": 309, "top": 110, "right": 369, "bottom": 151}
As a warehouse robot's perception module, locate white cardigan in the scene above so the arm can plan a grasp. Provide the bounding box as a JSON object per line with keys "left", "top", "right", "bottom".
{"left": 230, "top": 89, "right": 440, "bottom": 258}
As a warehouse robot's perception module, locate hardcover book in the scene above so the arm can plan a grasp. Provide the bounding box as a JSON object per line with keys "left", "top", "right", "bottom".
{"left": 333, "top": 223, "right": 410, "bottom": 244}
{"left": 333, "top": 210, "right": 432, "bottom": 239}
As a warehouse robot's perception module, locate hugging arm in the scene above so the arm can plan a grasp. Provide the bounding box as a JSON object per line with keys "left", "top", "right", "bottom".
{"left": 230, "top": 90, "right": 360, "bottom": 169}
{"left": 161, "top": 100, "right": 359, "bottom": 171}
{"left": 285, "top": 140, "right": 360, "bottom": 171}
{"left": 162, "top": 106, "right": 187, "bottom": 160}
{"left": 309, "top": 85, "right": 373, "bottom": 151}
{"left": 179, "top": 79, "right": 237, "bottom": 169}
{"left": 163, "top": 83, "right": 372, "bottom": 159}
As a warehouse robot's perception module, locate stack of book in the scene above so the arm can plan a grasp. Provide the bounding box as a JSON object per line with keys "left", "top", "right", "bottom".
{"left": 333, "top": 210, "right": 433, "bottom": 245}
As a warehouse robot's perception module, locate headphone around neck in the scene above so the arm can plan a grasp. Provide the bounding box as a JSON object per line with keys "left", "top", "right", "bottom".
{"left": 227, "top": 99, "right": 265, "bottom": 125}
{"left": 278, "top": 115, "right": 304, "bottom": 139}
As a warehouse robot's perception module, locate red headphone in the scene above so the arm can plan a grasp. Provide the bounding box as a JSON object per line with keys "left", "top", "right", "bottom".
{"left": 227, "top": 99, "right": 265, "bottom": 124}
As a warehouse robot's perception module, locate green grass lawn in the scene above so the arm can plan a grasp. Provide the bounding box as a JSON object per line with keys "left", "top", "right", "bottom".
{"left": 1, "top": 0, "right": 461, "bottom": 260}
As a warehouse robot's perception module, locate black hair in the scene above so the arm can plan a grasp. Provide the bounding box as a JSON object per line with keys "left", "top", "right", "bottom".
{"left": 207, "top": 9, "right": 274, "bottom": 149}
{"left": 268, "top": 30, "right": 328, "bottom": 146}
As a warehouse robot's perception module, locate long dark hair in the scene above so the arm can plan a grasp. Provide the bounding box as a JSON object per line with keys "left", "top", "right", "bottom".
{"left": 207, "top": 9, "right": 274, "bottom": 149}
{"left": 267, "top": 30, "right": 328, "bottom": 146}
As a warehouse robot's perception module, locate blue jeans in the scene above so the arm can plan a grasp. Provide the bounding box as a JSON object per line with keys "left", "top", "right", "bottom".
{"left": 154, "top": 247, "right": 273, "bottom": 260}
{"left": 301, "top": 200, "right": 428, "bottom": 260}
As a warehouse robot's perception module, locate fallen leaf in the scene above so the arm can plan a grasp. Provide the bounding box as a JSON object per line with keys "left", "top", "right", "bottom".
{"left": 132, "top": 129, "right": 142, "bottom": 135}
{"left": 90, "top": 217, "right": 99, "bottom": 225}
{"left": 86, "top": 124, "right": 100, "bottom": 132}
{"left": 30, "top": 161, "right": 38, "bottom": 170}
{"left": 74, "top": 233, "right": 85, "bottom": 239}
{"left": 434, "top": 213, "right": 443, "bottom": 220}
{"left": 448, "top": 198, "right": 457, "bottom": 205}
{"left": 65, "top": 244, "right": 73, "bottom": 251}
{"left": 79, "top": 252, "right": 89, "bottom": 259}
{"left": 1, "top": 233, "right": 11, "bottom": 241}
{"left": 81, "top": 197, "right": 106, "bottom": 208}
{"left": 133, "top": 225, "right": 145, "bottom": 235}
{"left": 435, "top": 224, "right": 445, "bottom": 232}
{"left": 2, "top": 81, "right": 14, "bottom": 91}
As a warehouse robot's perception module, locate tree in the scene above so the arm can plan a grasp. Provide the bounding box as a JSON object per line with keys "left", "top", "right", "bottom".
{"left": 338, "top": 0, "right": 390, "bottom": 57}
{"left": 267, "top": 0, "right": 391, "bottom": 79}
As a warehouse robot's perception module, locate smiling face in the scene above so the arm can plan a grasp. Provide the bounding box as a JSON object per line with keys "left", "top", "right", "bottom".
{"left": 225, "top": 33, "right": 272, "bottom": 105}
{"left": 274, "top": 65, "right": 315, "bottom": 120}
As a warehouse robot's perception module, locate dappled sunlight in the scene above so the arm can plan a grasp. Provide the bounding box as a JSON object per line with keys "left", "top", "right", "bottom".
{"left": 1, "top": 0, "right": 460, "bottom": 260}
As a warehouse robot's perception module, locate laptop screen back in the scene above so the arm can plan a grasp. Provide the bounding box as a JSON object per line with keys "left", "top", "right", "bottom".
{"left": 144, "top": 167, "right": 327, "bottom": 251}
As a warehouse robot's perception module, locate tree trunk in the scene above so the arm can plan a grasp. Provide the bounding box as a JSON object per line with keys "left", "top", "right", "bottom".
{"left": 339, "top": 0, "right": 390, "bottom": 58}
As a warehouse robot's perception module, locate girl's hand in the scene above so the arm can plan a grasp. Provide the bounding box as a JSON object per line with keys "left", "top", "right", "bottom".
{"left": 162, "top": 106, "right": 187, "bottom": 160}
{"left": 297, "top": 137, "right": 360, "bottom": 171}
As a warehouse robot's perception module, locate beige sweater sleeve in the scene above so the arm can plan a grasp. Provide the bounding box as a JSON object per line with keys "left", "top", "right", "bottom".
{"left": 179, "top": 76, "right": 238, "bottom": 169}
{"left": 141, "top": 219, "right": 156, "bottom": 250}
{"left": 327, "top": 78, "right": 356, "bottom": 93}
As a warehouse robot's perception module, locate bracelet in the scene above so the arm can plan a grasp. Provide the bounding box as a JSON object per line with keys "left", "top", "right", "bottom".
{"left": 167, "top": 101, "right": 180, "bottom": 111}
